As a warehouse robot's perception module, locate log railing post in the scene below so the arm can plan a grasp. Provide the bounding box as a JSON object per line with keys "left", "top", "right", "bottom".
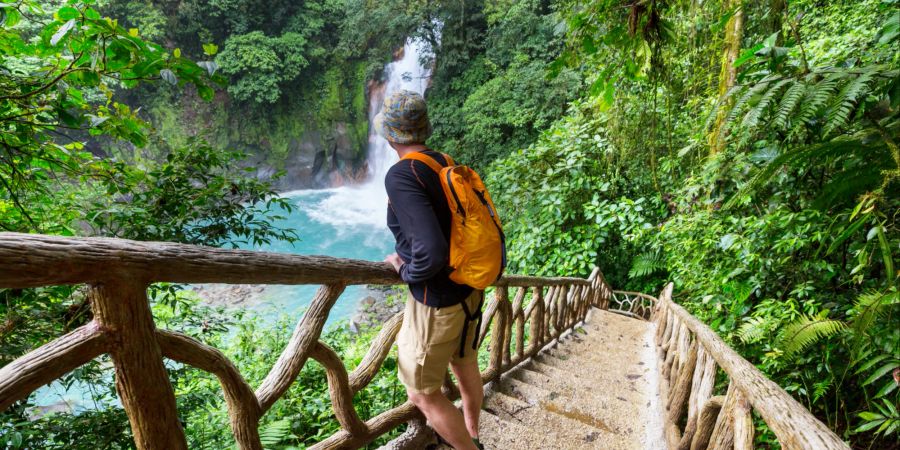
{"left": 733, "top": 394, "right": 754, "bottom": 450}
{"left": 89, "top": 280, "right": 187, "bottom": 450}
{"left": 513, "top": 287, "right": 526, "bottom": 361}
{"left": 488, "top": 286, "right": 509, "bottom": 382}
{"left": 529, "top": 286, "right": 544, "bottom": 355}
{"left": 689, "top": 396, "right": 724, "bottom": 450}
{"left": 708, "top": 384, "right": 740, "bottom": 450}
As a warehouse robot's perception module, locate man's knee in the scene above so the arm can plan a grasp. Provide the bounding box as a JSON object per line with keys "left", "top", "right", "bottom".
{"left": 407, "top": 389, "right": 443, "bottom": 408}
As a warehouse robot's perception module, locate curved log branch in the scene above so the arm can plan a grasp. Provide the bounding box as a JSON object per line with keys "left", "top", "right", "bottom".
{"left": 309, "top": 341, "right": 368, "bottom": 436}
{"left": 478, "top": 292, "right": 501, "bottom": 347}
{"left": 0, "top": 321, "right": 109, "bottom": 411}
{"left": 155, "top": 330, "right": 262, "bottom": 450}
{"left": 256, "top": 283, "right": 346, "bottom": 412}
{"left": 308, "top": 401, "right": 421, "bottom": 450}
{"left": 348, "top": 312, "right": 403, "bottom": 393}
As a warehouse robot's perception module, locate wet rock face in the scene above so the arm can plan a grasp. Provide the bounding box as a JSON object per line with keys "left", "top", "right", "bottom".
{"left": 265, "top": 122, "right": 368, "bottom": 191}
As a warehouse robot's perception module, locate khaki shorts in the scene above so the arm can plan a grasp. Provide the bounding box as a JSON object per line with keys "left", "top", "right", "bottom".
{"left": 397, "top": 290, "right": 482, "bottom": 394}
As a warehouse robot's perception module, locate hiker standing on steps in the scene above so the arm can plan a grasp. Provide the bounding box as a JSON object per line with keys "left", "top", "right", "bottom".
{"left": 379, "top": 90, "right": 506, "bottom": 450}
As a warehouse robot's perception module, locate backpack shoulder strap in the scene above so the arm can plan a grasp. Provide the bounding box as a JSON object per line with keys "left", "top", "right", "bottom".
{"left": 401, "top": 151, "right": 452, "bottom": 174}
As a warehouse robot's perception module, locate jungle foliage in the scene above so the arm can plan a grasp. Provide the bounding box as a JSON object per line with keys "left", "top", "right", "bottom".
{"left": 483, "top": 0, "right": 899, "bottom": 446}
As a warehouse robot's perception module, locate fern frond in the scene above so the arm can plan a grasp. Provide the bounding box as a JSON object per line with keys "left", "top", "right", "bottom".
{"left": 797, "top": 76, "right": 840, "bottom": 125}
{"left": 720, "top": 81, "right": 770, "bottom": 141}
{"left": 724, "top": 132, "right": 890, "bottom": 209}
{"left": 737, "top": 316, "right": 776, "bottom": 344}
{"left": 812, "top": 164, "right": 885, "bottom": 210}
{"left": 824, "top": 69, "right": 875, "bottom": 137}
{"left": 851, "top": 290, "right": 899, "bottom": 337}
{"left": 259, "top": 418, "right": 294, "bottom": 447}
{"left": 773, "top": 80, "right": 807, "bottom": 129}
{"left": 628, "top": 251, "right": 666, "bottom": 278}
{"left": 776, "top": 314, "right": 847, "bottom": 358}
{"left": 742, "top": 78, "right": 792, "bottom": 131}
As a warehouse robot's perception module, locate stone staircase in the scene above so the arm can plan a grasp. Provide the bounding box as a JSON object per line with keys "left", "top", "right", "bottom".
{"left": 440, "top": 308, "right": 667, "bottom": 449}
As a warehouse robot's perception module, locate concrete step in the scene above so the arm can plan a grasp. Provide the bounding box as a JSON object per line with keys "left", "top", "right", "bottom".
{"left": 474, "top": 408, "right": 577, "bottom": 450}
{"left": 514, "top": 362, "right": 648, "bottom": 416}
{"left": 484, "top": 390, "right": 624, "bottom": 449}
{"left": 497, "top": 375, "right": 642, "bottom": 444}
{"left": 534, "top": 349, "right": 653, "bottom": 392}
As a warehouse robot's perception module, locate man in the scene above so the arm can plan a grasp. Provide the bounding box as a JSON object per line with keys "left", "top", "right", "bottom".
{"left": 378, "top": 90, "right": 485, "bottom": 450}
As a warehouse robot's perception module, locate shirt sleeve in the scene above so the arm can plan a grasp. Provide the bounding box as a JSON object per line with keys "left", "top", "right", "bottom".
{"left": 385, "top": 163, "right": 449, "bottom": 284}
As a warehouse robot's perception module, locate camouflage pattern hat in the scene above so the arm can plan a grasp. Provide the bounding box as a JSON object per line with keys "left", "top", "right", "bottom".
{"left": 374, "top": 90, "right": 432, "bottom": 144}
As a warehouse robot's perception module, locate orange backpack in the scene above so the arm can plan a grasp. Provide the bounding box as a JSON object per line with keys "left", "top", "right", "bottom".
{"left": 401, "top": 151, "right": 507, "bottom": 290}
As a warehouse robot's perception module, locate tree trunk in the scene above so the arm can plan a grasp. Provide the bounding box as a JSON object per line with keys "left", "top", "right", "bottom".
{"left": 709, "top": 0, "right": 745, "bottom": 154}
{"left": 770, "top": 0, "right": 785, "bottom": 44}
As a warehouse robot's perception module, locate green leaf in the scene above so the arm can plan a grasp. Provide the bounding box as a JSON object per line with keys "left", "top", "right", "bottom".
{"left": 198, "top": 61, "right": 218, "bottom": 76}
{"left": 83, "top": 7, "right": 100, "bottom": 20}
{"left": 734, "top": 42, "right": 764, "bottom": 68}
{"left": 57, "top": 6, "right": 79, "bottom": 20}
{"left": 862, "top": 361, "right": 899, "bottom": 386}
{"left": 3, "top": 6, "right": 19, "bottom": 27}
{"left": 874, "top": 378, "right": 898, "bottom": 398}
{"left": 875, "top": 224, "right": 895, "bottom": 283}
{"left": 203, "top": 42, "right": 219, "bottom": 56}
{"left": 196, "top": 84, "right": 214, "bottom": 101}
{"left": 826, "top": 215, "right": 869, "bottom": 255}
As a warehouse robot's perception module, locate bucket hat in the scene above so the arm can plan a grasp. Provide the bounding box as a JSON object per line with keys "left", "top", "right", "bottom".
{"left": 374, "top": 90, "right": 432, "bottom": 144}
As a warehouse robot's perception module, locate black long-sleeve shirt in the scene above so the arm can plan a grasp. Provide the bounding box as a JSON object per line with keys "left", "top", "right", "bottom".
{"left": 385, "top": 149, "right": 473, "bottom": 307}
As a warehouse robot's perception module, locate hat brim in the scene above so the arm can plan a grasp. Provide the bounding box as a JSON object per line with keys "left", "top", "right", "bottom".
{"left": 374, "top": 112, "right": 432, "bottom": 144}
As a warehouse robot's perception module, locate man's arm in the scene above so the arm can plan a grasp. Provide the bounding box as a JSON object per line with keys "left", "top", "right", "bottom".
{"left": 385, "top": 165, "right": 448, "bottom": 283}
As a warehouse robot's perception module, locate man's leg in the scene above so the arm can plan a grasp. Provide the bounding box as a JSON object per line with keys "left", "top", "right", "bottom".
{"left": 408, "top": 390, "right": 478, "bottom": 450}
{"left": 451, "top": 360, "right": 483, "bottom": 439}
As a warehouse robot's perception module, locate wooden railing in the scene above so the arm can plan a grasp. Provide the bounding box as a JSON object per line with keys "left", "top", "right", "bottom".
{"left": 0, "top": 233, "right": 852, "bottom": 449}
{"left": 0, "top": 233, "right": 612, "bottom": 450}
{"left": 652, "top": 284, "right": 850, "bottom": 450}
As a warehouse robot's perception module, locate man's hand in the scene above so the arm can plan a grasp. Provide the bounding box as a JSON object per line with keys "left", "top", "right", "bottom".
{"left": 384, "top": 253, "right": 405, "bottom": 273}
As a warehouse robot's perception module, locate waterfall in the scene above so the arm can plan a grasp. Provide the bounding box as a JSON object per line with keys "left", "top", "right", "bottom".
{"left": 366, "top": 38, "right": 435, "bottom": 182}
{"left": 298, "top": 37, "right": 434, "bottom": 231}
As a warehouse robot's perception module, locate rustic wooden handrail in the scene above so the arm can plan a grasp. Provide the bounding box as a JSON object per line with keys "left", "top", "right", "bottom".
{"left": 0, "top": 233, "right": 608, "bottom": 450}
{"left": 652, "top": 283, "right": 850, "bottom": 450}
{"left": 0, "top": 232, "right": 849, "bottom": 449}
{"left": 0, "top": 233, "right": 587, "bottom": 288}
